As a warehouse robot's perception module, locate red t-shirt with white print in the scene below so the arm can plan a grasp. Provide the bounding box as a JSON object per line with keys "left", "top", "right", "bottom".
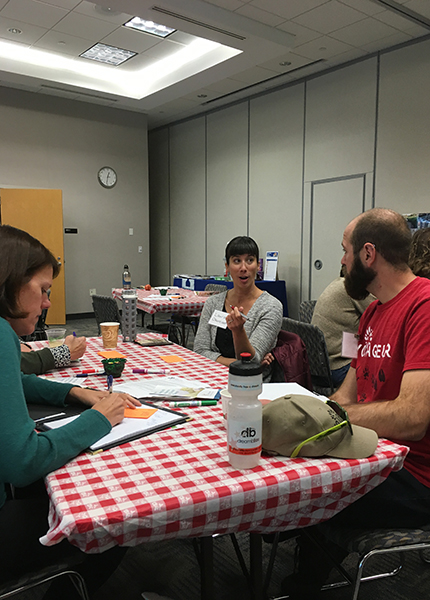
{"left": 351, "top": 277, "right": 430, "bottom": 487}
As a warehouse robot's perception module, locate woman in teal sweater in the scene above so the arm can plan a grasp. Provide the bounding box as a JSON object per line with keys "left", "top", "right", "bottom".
{"left": 0, "top": 225, "right": 139, "bottom": 598}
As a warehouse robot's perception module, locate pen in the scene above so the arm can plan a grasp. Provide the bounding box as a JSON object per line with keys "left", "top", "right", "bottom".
{"left": 229, "top": 305, "right": 249, "bottom": 321}
{"left": 76, "top": 371, "right": 106, "bottom": 377}
{"left": 107, "top": 374, "right": 113, "bottom": 394}
{"left": 132, "top": 368, "right": 170, "bottom": 375}
{"left": 34, "top": 412, "right": 66, "bottom": 424}
{"left": 166, "top": 400, "right": 218, "bottom": 407}
{"left": 73, "top": 331, "right": 76, "bottom": 337}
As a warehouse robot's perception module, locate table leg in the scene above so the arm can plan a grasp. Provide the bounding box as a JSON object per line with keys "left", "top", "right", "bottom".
{"left": 249, "top": 533, "right": 264, "bottom": 600}
{"left": 200, "top": 536, "right": 215, "bottom": 600}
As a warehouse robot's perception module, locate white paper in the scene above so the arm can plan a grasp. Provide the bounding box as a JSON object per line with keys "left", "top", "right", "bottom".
{"left": 38, "top": 376, "right": 84, "bottom": 386}
{"left": 208, "top": 309, "right": 228, "bottom": 329}
{"left": 41, "top": 406, "right": 185, "bottom": 452}
{"left": 264, "top": 251, "right": 279, "bottom": 281}
{"left": 113, "top": 376, "right": 210, "bottom": 398}
{"left": 258, "top": 382, "right": 326, "bottom": 401}
{"left": 342, "top": 331, "right": 358, "bottom": 359}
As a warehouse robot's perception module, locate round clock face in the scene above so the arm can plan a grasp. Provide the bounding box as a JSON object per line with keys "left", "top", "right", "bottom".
{"left": 98, "top": 166, "right": 117, "bottom": 188}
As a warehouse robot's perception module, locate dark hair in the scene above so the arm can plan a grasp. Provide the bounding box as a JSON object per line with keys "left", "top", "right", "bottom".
{"left": 0, "top": 225, "right": 59, "bottom": 319}
{"left": 351, "top": 208, "right": 411, "bottom": 269}
{"left": 409, "top": 228, "right": 430, "bottom": 278}
{"left": 225, "top": 236, "right": 259, "bottom": 264}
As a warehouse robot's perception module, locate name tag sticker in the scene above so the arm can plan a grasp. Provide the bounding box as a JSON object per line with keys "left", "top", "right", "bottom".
{"left": 208, "top": 309, "right": 228, "bottom": 329}
{"left": 342, "top": 331, "right": 358, "bottom": 359}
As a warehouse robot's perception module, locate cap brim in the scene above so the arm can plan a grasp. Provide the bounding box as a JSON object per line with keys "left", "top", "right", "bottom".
{"left": 325, "top": 423, "right": 378, "bottom": 459}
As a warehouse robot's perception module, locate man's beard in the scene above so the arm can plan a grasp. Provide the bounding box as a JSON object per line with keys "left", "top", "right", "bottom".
{"left": 344, "top": 255, "right": 376, "bottom": 300}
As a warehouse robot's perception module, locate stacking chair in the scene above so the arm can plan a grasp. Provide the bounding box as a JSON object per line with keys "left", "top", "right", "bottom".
{"left": 91, "top": 294, "right": 122, "bottom": 335}
{"left": 299, "top": 300, "right": 317, "bottom": 324}
{"left": 0, "top": 562, "right": 89, "bottom": 599}
{"left": 280, "top": 317, "right": 334, "bottom": 396}
{"left": 204, "top": 283, "right": 228, "bottom": 293}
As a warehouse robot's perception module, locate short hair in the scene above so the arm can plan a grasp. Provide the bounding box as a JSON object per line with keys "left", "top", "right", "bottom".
{"left": 0, "top": 225, "right": 59, "bottom": 319}
{"left": 225, "top": 236, "right": 259, "bottom": 264}
{"left": 351, "top": 208, "right": 411, "bottom": 269}
{"left": 409, "top": 228, "right": 430, "bottom": 278}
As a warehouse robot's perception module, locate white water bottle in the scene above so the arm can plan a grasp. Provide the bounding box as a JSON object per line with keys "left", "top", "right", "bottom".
{"left": 227, "top": 352, "right": 263, "bottom": 469}
{"left": 122, "top": 264, "right": 131, "bottom": 289}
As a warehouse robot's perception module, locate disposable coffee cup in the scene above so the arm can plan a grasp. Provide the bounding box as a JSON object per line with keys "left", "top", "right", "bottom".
{"left": 100, "top": 322, "right": 120, "bottom": 349}
{"left": 220, "top": 389, "right": 231, "bottom": 425}
{"left": 46, "top": 328, "right": 66, "bottom": 348}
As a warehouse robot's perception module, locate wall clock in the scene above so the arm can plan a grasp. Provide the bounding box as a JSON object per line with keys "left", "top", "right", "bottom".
{"left": 98, "top": 166, "right": 117, "bottom": 188}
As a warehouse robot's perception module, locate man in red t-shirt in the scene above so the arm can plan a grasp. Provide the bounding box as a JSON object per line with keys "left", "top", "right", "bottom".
{"left": 282, "top": 208, "right": 430, "bottom": 600}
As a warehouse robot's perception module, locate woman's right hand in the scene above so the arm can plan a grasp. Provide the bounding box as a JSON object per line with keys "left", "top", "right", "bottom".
{"left": 91, "top": 393, "right": 126, "bottom": 427}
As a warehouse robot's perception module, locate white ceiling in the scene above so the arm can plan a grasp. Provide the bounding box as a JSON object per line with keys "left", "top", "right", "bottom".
{"left": 0, "top": 0, "right": 428, "bottom": 129}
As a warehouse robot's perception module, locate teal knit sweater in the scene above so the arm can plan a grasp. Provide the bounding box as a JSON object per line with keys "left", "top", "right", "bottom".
{"left": 0, "top": 317, "right": 111, "bottom": 509}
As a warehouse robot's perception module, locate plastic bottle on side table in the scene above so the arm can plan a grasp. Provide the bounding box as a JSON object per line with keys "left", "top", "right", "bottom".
{"left": 122, "top": 264, "right": 131, "bottom": 289}
{"left": 227, "top": 352, "right": 263, "bottom": 469}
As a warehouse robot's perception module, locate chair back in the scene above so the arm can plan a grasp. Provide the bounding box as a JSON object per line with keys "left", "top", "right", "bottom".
{"left": 299, "top": 300, "right": 317, "bottom": 323}
{"left": 281, "top": 317, "right": 334, "bottom": 395}
{"left": 271, "top": 330, "right": 313, "bottom": 390}
{"left": 204, "top": 283, "right": 228, "bottom": 293}
{"left": 91, "top": 295, "right": 122, "bottom": 335}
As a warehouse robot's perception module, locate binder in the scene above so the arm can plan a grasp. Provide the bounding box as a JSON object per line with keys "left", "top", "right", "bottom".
{"left": 36, "top": 402, "right": 188, "bottom": 453}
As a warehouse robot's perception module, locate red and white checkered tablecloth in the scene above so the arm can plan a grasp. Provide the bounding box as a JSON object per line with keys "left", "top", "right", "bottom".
{"left": 112, "top": 288, "right": 208, "bottom": 317}
{"left": 34, "top": 336, "right": 408, "bottom": 553}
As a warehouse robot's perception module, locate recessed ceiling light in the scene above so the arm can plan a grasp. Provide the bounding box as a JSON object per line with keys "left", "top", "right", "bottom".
{"left": 197, "top": 93, "right": 207, "bottom": 98}
{"left": 8, "top": 28, "right": 22, "bottom": 34}
{"left": 80, "top": 43, "right": 136, "bottom": 66}
{"left": 124, "top": 17, "right": 175, "bottom": 38}
{"left": 279, "top": 61, "right": 291, "bottom": 67}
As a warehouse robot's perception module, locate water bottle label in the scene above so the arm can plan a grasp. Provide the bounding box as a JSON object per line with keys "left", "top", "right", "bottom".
{"left": 228, "top": 420, "right": 262, "bottom": 456}
{"left": 229, "top": 381, "right": 261, "bottom": 392}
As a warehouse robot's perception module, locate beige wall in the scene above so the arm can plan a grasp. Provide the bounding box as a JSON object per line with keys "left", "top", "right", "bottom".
{"left": 0, "top": 87, "right": 149, "bottom": 315}
{"left": 149, "top": 37, "right": 430, "bottom": 318}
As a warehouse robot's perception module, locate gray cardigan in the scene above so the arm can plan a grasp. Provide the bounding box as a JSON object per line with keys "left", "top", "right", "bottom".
{"left": 194, "top": 291, "right": 283, "bottom": 365}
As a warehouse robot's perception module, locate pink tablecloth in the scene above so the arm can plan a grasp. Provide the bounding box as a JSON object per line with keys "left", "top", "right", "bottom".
{"left": 34, "top": 335, "right": 408, "bottom": 553}
{"left": 112, "top": 287, "right": 208, "bottom": 317}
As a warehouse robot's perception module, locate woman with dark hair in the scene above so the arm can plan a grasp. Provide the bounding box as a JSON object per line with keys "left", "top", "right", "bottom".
{"left": 0, "top": 225, "right": 139, "bottom": 598}
{"left": 194, "top": 236, "right": 282, "bottom": 378}
{"left": 409, "top": 228, "right": 430, "bottom": 278}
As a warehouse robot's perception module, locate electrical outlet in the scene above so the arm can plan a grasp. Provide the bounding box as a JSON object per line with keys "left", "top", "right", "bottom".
{"left": 89, "top": 288, "right": 96, "bottom": 296}
{"left": 138, "top": 246, "right": 142, "bottom": 253}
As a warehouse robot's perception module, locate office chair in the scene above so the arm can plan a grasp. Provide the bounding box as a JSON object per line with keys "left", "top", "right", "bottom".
{"left": 280, "top": 317, "right": 334, "bottom": 396}
{"left": 299, "top": 300, "right": 317, "bottom": 324}
{"left": 204, "top": 283, "right": 228, "bottom": 293}
{"left": 0, "top": 562, "right": 89, "bottom": 599}
{"left": 91, "top": 295, "right": 122, "bottom": 335}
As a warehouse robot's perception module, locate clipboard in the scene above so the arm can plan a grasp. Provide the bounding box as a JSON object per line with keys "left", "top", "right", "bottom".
{"left": 36, "top": 402, "right": 188, "bottom": 453}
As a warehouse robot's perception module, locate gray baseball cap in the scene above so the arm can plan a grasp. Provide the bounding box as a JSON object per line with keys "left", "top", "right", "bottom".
{"left": 262, "top": 394, "right": 378, "bottom": 459}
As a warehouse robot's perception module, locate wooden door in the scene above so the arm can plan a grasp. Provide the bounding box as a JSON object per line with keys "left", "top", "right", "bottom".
{"left": 0, "top": 189, "right": 66, "bottom": 324}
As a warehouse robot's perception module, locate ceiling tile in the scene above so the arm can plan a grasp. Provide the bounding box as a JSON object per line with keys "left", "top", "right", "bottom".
{"left": 53, "top": 11, "right": 119, "bottom": 40}
{"left": 293, "top": 0, "right": 367, "bottom": 34}
{"left": 235, "top": 4, "right": 286, "bottom": 26}
{"left": 141, "top": 39, "right": 186, "bottom": 61}
{"left": 0, "top": 0, "right": 67, "bottom": 28}
{"left": 293, "top": 34, "right": 354, "bottom": 60}
{"left": 276, "top": 20, "right": 323, "bottom": 46}
{"left": 0, "top": 15, "right": 47, "bottom": 43}
{"left": 325, "top": 46, "right": 368, "bottom": 66}
{"left": 361, "top": 30, "right": 413, "bottom": 52}
{"left": 101, "top": 27, "right": 161, "bottom": 53}
{"left": 228, "top": 64, "right": 278, "bottom": 84}
{"left": 247, "top": 0, "right": 331, "bottom": 21}
{"left": 404, "top": 0, "right": 430, "bottom": 20}
{"left": 0, "top": 0, "right": 7, "bottom": 8}
{"left": 258, "top": 51, "right": 317, "bottom": 73}
{"left": 33, "top": 30, "right": 93, "bottom": 55}
{"left": 39, "top": 0, "right": 80, "bottom": 9}
{"left": 373, "top": 7, "right": 429, "bottom": 31}
{"left": 337, "top": 0, "right": 386, "bottom": 16}
{"left": 205, "top": 77, "right": 248, "bottom": 94}
{"left": 73, "top": 1, "right": 133, "bottom": 24}
{"left": 329, "top": 16, "right": 400, "bottom": 46}
{"left": 204, "top": 0, "right": 247, "bottom": 9}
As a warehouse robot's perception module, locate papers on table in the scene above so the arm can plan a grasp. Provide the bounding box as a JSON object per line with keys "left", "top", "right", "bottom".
{"left": 38, "top": 402, "right": 187, "bottom": 452}
{"left": 113, "top": 375, "right": 214, "bottom": 400}
{"left": 38, "top": 375, "right": 84, "bottom": 386}
{"left": 259, "top": 382, "right": 326, "bottom": 401}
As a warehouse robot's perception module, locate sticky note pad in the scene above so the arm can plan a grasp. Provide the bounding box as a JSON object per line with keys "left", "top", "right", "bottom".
{"left": 124, "top": 407, "right": 157, "bottom": 419}
{"left": 98, "top": 350, "right": 127, "bottom": 359}
{"left": 159, "top": 355, "right": 185, "bottom": 364}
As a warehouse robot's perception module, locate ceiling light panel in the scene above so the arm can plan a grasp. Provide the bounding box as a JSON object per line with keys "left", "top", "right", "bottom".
{"left": 80, "top": 42, "right": 136, "bottom": 65}
{"left": 124, "top": 17, "right": 176, "bottom": 38}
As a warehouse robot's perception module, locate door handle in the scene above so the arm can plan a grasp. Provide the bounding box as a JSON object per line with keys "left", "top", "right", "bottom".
{"left": 314, "top": 259, "right": 323, "bottom": 270}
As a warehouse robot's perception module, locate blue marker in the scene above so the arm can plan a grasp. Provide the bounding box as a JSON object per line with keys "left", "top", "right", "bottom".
{"left": 107, "top": 374, "right": 113, "bottom": 394}
{"left": 72, "top": 331, "right": 76, "bottom": 337}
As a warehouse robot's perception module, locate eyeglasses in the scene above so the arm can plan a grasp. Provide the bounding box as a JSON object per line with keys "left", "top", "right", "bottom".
{"left": 290, "top": 400, "right": 352, "bottom": 459}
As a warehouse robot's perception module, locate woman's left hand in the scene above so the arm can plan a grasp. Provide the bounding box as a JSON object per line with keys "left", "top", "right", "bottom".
{"left": 261, "top": 352, "right": 275, "bottom": 367}
{"left": 67, "top": 386, "right": 141, "bottom": 409}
